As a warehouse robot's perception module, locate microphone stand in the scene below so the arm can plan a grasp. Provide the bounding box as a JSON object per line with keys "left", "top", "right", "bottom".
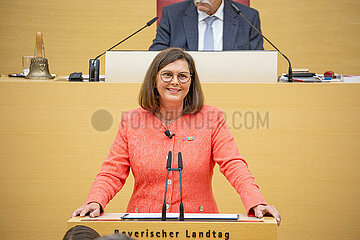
{"left": 89, "top": 16, "right": 158, "bottom": 82}
{"left": 231, "top": 4, "right": 293, "bottom": 82}
{"left": 178, "top": 152, "right": 184, "bottom": 221}
{"left": 162, "top": 151, "right": 185, "bottom": 221}
{"left": 162, "top": 151, "right": 172, "bottom": 221}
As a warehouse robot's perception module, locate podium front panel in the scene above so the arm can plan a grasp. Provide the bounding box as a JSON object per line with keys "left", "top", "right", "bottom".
{"left": 105, "top": 51, "right": 278, "bottom": 83}
{"left": 68, "top": 215, "right": 278, "bottom": 240}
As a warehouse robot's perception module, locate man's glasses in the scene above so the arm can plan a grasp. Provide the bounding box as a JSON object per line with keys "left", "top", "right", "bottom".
{"left": 159, "top": 70, "right": 192, "bottom": 83}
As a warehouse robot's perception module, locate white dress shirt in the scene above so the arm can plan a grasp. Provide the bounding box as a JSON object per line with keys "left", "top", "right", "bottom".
{"left": 197, "top": 0, "right": 224, "bottom": 51}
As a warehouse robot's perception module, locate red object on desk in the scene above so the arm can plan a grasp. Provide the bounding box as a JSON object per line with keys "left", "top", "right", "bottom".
{"left": 324, "top": 71, "right": 335, "bottom": 79}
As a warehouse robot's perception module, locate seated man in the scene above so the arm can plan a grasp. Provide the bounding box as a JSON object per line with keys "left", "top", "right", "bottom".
{"left": 149, "top": 0, "right": 264, "bottom": 51}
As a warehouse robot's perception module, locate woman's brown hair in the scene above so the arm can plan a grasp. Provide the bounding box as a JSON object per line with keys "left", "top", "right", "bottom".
{"left": 138, "top": 48, "right": 204, "bottom": 114}
{"left": 63, "top": 225, "right": 100, "bottom": 240}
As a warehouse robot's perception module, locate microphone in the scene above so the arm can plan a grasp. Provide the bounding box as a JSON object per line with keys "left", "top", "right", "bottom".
{"left": 146, "top": 17, "right": 158, "bottom": 26}
{"left": 166, "top": 151, "right": 172, "bottom": 170}
{"left": 162, "top": 151, "right": 172, "bottom": 221}
{"left": 230, "top": 4, "right": 293, "bottom": 82}
{"left": 178, "top": 152, "right": 184, "bottom": 221}
{"left": 162, "top": 151, "right": 185, "bottom": 221}
{"left": 89, "top": 16, "right": 158, "bottom": 82}
{"left": 178, "top": 152, "right": 183, "bottom": 170}
{"left": 164, "top": 130, "right": 175, "bottom": 139}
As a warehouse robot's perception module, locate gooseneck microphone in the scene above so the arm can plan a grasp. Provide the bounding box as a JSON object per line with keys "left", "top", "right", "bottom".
{"left": 166, "top": 151, "right": 172, "bottom": 170}
{"left": 178, "top": 152, "right": 184, "bottom": 221}
{"left": 162, "top": 151, "right": 185, "bottom": 221}
{"left": 89, "top": 16, "right": 158, "bottom": 82}
{"left": 164, "top": 130, "right": 175, "bottom": 139}
{"left": 162, "top": 151, "right": 172, "bottom": 221}
{"left": 230, "top": 4, "right": 293, "bottom": 82}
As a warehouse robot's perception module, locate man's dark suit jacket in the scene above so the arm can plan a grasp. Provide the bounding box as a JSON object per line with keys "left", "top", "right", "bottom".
{"left": 149, "top": 0, "right": 263, "bottom": 51}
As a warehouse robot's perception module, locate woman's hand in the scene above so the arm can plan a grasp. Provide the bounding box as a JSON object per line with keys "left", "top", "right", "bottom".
{"left": 72, "top": 202, "right": 101, "bottom": 218}
{"left": 253, "top": 204, "right": 281, "bottom": 227}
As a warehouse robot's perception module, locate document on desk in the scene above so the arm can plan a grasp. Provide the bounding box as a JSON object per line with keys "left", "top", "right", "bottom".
{"left": 80, "top": 213, "right": 263, "bottom": 222}
{"left": 122, "top": 213, "right": 240, "bottom": 221}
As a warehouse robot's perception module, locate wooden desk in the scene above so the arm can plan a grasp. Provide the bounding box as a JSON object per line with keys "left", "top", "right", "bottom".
{"left": 67, "top": 214, "right": 277, "bottom": 240}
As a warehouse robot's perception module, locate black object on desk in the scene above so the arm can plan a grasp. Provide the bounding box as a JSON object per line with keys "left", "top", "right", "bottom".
{"left": 9, "top": 74, "right": 25, "bottom": 78}
{"left": 284, "top": 72, "right": 315, "bottom": 78}
{"left": 69, "top": 72, "right": 83, "bottom": 81}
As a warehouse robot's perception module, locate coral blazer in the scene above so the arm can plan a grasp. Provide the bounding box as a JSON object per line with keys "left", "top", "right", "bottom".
{"left": 85, "top": 105, "right": 267, "bottom": 215}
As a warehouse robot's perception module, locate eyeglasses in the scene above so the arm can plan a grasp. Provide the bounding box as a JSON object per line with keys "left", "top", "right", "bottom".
{"left": 159, "top": 70, "right": 192, "bottom": 83}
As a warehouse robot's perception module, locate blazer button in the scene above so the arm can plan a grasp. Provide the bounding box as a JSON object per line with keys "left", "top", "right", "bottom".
{"left": 135, "top": 208, "right": 139, "bottom": 213}
{"left": 199, "top": 206, "right": 204, "bottom": 212}
{"left": 167, "top": 179, "right": 172, "bottom": 185}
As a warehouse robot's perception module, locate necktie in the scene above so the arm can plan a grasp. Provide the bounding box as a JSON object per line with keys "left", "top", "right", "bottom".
{"left": 203, "top": 16, "right": 217, "bottom": 51}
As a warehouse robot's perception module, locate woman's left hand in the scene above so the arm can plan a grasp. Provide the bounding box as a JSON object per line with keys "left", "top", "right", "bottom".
{"left": 253, "top": 204, "right": 281, "bottom": 227}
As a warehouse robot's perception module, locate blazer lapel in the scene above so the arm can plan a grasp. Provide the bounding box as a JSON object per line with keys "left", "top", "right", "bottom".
{"left": 223, "top": 0, "right": 238, "bottom": 50}
{"left": 183, "top": 1, "right": 198, "bottom": 50}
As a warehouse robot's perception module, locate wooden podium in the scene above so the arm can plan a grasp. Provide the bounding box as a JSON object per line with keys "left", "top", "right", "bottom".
{"left": 67, "top": 213, "right": 278, "bottom": 240}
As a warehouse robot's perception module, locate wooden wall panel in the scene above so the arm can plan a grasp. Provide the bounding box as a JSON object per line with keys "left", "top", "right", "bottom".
{"left": 0, "top": 0, "right": 359, "bottom": 76}
{"left": 0, "top": 81, "right": 359, "bottom": 239}
{"left": 252, "top": 0, "right": 360, "bottom": 75}
{"left": 0, "top": 0, "right": 157, "bottom": 75}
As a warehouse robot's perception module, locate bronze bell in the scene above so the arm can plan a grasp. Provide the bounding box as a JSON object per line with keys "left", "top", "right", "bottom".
{"left": 26, "top": 32, "right": 54, "bottom": 80}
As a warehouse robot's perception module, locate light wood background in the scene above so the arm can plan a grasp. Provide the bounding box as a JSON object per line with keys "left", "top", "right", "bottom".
{"left": 0, "top": 0, "right": 359, "bottom": 239}
{"left": 0, "top": 0, "right": 359, "bottom": 76}
{"left": 0, "top": 80, "right": 359, "bottom": 240}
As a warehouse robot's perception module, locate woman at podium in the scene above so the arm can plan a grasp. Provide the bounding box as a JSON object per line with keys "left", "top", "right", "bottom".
{"left": 72, "top": 48, "right": 281, "bottom": 226}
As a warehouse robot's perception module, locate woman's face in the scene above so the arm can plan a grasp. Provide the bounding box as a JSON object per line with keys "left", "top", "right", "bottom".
{"left": 156, "top": 59, "right": 191, "bottom": 108}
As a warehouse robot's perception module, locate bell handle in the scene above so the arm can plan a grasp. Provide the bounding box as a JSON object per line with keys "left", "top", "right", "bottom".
{"left": 36, "top": 32, "right": 43, "bottom": 58}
